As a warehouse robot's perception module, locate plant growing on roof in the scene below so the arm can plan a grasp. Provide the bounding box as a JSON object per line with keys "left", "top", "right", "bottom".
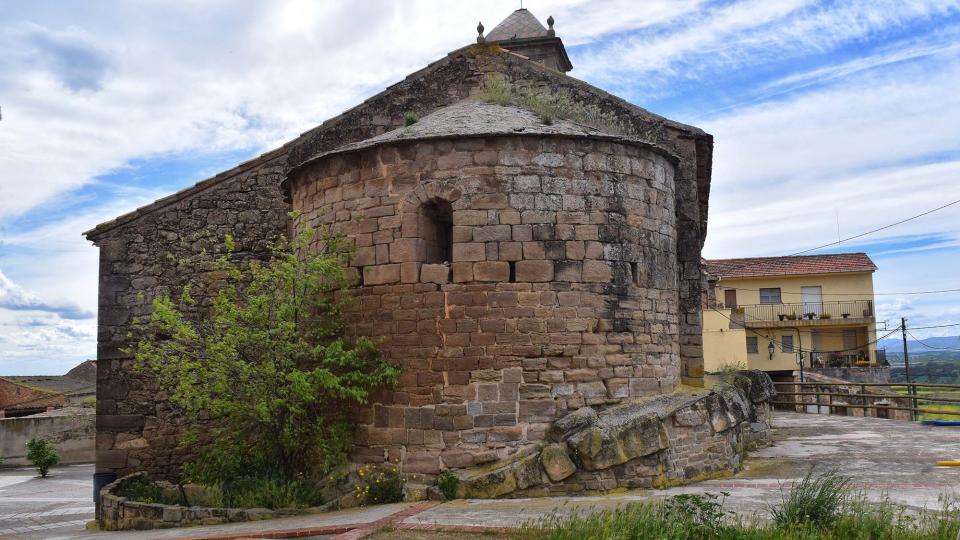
{"left": 129, "top": 228, "right": 399, "bottom": 503}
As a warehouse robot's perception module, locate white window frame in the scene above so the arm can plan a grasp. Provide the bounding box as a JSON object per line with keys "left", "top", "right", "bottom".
{"left": 759, "top": 288, "right": 782, "bottom": 304}
{"left": 746, "top": 336, "right": 759, "bottom": 354}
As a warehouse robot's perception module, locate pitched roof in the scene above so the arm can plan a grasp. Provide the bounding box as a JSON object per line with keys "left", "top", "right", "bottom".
{"left": 486, "top": 9, "right": 549, "bottom": 41}
{"left": 0, "top": 375, "right": 95, "bottom": 397}
{"left": 704, "top": 253, "right": 877, "bottom": 279}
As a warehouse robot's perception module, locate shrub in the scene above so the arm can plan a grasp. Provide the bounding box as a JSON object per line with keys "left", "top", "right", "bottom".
{"left": 663, "top": 492, "right": 730, "bottom": 536}
{"left": 403, "top": 112, "right": 418, "bottom": 126}
{"left": 116, "top": 474, "right": 182, "bottom": 505}
{"left": 716, "top": 362, "right": 747, "bottom": 384}
{"left": 437, "top": 470, "right": 460, "bottom": 500}
{"left": 221, "top": 477, "right": 323, "bottom": 509}
{"left": 25, "top": 438, "right": 59, "bottom": 478}
{"left": 771, "top": 467, "right": 851, "bottom": 529}
{"left": 130, "top": 228, "right": 399, "bottom": 502}
{"left": 356, "top": 463, "right": 406, "bottom": 505}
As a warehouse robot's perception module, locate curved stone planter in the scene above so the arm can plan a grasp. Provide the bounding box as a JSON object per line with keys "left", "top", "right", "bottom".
{"left": 98, "top": 473, "right": 321, "bottom": 531}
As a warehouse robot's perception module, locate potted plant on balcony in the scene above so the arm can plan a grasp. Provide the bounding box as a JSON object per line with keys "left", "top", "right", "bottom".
{"left": 778, "top": 314, "right": 787, "bottom": 321}
{"left": 786, "top": 312, "right": 798, "bottom": 320}
{"left": 805, "top": 312, "right": 816, "bottom": 320}
{"left": 841, "top": 313, "right": 850, "bottom": 319}
{"left": 821, "top": 313, "right": 831, "bottom": 320}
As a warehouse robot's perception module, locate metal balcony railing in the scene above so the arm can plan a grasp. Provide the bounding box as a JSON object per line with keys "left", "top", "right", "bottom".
{"left": 736, "top": 300, "right": 874, "bottom": 323}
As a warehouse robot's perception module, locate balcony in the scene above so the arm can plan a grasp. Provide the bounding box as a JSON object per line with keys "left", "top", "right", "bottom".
{"left": 732, "top": 299, "right": 874, "bottom": 328}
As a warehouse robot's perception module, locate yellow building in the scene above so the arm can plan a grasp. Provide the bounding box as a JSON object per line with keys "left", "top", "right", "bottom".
{"left": 702, "top": 253, "right": 879, "bottom": 375}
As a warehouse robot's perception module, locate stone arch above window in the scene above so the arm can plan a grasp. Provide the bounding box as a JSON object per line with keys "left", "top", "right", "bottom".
{"left": 399, "top": 180, "right": 463, "bottom": 249}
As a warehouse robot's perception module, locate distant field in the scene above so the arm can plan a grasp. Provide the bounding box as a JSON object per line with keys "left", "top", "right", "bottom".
{"left": 891, "top": 388, "right": 960, "bottom": 420}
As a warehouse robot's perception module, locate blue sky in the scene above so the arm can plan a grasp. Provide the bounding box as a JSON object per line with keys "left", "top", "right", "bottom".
{"left": 1, "top": 0, "right": 959, "bottom": 374}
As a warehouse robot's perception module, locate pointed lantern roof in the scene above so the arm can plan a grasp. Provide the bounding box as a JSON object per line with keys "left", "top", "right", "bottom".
{"left": 485, "top": 8, "right": 549, "bottom": 41}
{"left": 482, "top": 9, "right": 572, "bottom": 73}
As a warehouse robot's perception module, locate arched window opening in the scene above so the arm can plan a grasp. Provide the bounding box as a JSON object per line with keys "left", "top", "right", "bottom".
{"left": 420, "top": 199, "right": 453, "bottom": 264}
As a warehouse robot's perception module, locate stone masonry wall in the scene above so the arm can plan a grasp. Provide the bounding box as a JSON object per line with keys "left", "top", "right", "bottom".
{"left": 289, "top": 134, "right": 681, "bottom": 475}
{"left": 86, "top": 44, "right": 713, "bottom": 483}
{"left": 88, "top": 153, "right": 291, "bottom": 479}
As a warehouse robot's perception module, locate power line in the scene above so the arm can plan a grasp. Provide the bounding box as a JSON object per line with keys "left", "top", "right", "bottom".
{"left": 707, "top": 195, "right": 960, "bottom": 278}
{"left": 904, "top": 329, "right": 960, "bottom": 352}
{"left": 902, "top": 322, "right": 960, "bottom": 330}
{"left": 788, "top": 197, "right": 960, "bottom": 257}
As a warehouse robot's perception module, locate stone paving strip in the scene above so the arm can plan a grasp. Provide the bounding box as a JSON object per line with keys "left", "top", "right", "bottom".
{"left": 0, "top": 506, "right": 96, "bottom": 520}
{"left": 0, "top": 518, "right": 90, "bottom": 537}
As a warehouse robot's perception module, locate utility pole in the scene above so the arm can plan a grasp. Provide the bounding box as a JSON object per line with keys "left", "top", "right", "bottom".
{"left": 901, "top": 317, "right": 916, "bottom": 420}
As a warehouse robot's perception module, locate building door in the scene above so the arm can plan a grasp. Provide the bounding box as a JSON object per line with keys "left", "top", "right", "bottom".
{"left": 843, "top": 330, "right": 858, "bottom": 364}
{"left": 724, "top": 289, "right": 737, "bottom": 308}
{"left": 801, "top": 286, "right": 823, "bottom": 317}
{"left": 811, "top": 330, "right": 824, "bottom": 367}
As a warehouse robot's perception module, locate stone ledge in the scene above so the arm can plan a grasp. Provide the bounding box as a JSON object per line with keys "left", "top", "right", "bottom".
{"left": 453, "top": 370, "right": 775, "bottom": 498}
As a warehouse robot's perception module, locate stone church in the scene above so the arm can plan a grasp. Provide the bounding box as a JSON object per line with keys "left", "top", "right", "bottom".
{"left": 87, "top": 9, "right": 770, "bottom": 498}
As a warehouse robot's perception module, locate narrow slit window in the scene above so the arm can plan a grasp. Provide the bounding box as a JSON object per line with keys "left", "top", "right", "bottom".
{"left": 630, "top": 262, "right": 639, "bottom": 286}
{"left": 420, "top": 199, "right": 453, "bottom": 264}
{"left": 508, "top": 261, "right": 517, "bottom": 283}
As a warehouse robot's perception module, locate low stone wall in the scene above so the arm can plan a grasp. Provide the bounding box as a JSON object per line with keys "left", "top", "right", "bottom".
{"left": 811, "top": 367, "right": 890, "bottom": 384}
{"left": 784, "top": 372, "right": 911, "bottom": 420}
{"left": 454, "top": 370, "right": 775, "bottom": 497}
{"left": 0, "top": 408, "right": 95, "bottom": 466}
{"left": 98, "top": 473, "right": 316, "bottom": 530}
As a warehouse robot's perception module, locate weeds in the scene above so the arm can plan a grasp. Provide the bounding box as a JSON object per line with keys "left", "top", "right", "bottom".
{"left": 518, "top": 472, "right": 960, "bottom": 540}
{"left": 771, "top": 468, "right": 851, "bottom": 528}
{"left": 479, "top": 75, "right": 658, "bottom": 141}
{"left": 715, "top": 362, "right": 747, "bottom": 384}
{"left": 437, "top": 470, "right": 460, "bottom": 500}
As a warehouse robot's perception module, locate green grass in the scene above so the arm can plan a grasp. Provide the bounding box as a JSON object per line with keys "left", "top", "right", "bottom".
{"left": 516, "top": 469, "right": 960, "bottom": 540}
{"left": 890, "top": 388, "right": 960, "bottom": 420}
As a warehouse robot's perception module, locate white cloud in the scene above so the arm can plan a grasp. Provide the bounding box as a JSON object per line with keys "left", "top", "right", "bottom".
{"left": 1, "top": 1, "right": 959, "bottom": 370}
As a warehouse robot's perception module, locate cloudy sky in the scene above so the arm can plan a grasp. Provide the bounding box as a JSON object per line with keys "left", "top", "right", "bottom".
{"left": 1, "top": 0, "right": 959, "bottom": 374}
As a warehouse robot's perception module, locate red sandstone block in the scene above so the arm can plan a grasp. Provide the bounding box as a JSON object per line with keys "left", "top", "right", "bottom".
{"left": 498, "top": 209, "right": 521, "bottom": 224}
{"left": 582, "top": 260, "right": 612, "bottom": 282}
{"left": 452, "top": 262, "right": 473, "bottom": 282}
{"left": 515, "top": 260, "right": 554, "bottom": 282}
{"left": 554, "top": 261, "right": 582, "bottom": 282}
{"left": 472, "top": 193, "right": 510, "bottom": 209}
{"left": 400, "top": 262, "right": 421, "bottom": 284}
{"left": 473, "top": 261, "right": 509, "bottom": 282}
{"left": 363, "top": 264, "right": 401, "bottom": 285}
{"left": 404, "top": 451, "right": 441, "bottom": 474}
{"left": 522, "top": 242, "right": 545, "bottom": 259}
{"left": 487, "top": 426, "right": 522, "bottom": 442}
{"left": 498, "top": 242, "right": 522, "bottom": 261}
{"left": 453, "top": 243, "right": 485, "bottom": 262}
{"left": 453, "top": 210, "right": 487, "bottom": 226}
{"left": 419, "top": 263, "right": 449, "bottom": 285}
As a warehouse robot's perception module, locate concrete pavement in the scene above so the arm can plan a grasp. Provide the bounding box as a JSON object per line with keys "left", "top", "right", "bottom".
{"left": 0, "top": 464, "right": 94, "bottom": 539}
{"left": 1, "top": 412, "right": 957, "bottom": 538}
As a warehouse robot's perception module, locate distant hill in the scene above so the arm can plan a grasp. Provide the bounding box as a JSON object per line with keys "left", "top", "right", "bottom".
{"left": 877, "top": 335, "right": 960, "bottom": 364}
{"left": 875, "top": 335, "right": 960, "bottom": 384}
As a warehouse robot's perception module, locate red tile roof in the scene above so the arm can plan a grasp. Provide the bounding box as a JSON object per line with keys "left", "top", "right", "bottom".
{"left": 705, "top": 253, "right": 877, "bottom": 279}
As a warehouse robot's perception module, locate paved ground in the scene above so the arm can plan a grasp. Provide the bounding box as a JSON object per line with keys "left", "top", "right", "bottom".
{"left": 0, "top": 464, "right": 94, "bottom": 539}
{"left": 2, "top": 412, "right": 958, "bottom": 539}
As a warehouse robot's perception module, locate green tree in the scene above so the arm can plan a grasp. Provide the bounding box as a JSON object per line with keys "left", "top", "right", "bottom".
{"left": 130, "top": 229, "right": 399, "bottom": 497}
{"left": 26, "top": 438, "right": 59, "bottom": 477}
